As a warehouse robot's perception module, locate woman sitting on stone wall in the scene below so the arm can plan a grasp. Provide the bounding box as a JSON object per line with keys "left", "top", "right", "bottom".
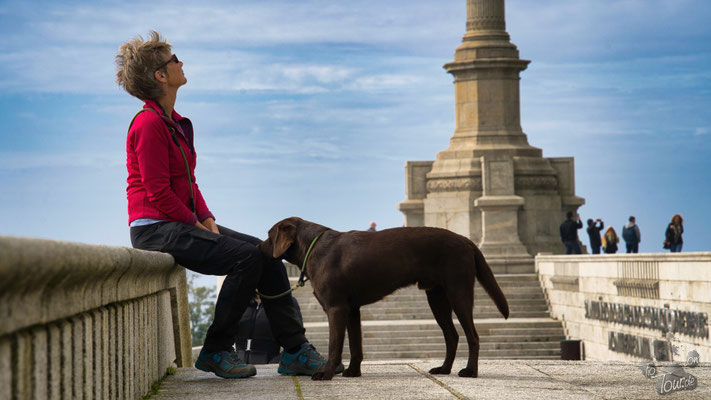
{"left": 115, "top": 31, "right": 336, "bottom": 380}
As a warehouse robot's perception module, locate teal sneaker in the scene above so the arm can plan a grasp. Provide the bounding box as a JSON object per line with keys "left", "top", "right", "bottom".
{"left": 278, "top": 343, "right": 344, "bottom": 376}
{"left": 195, "top": 347, "right": 257, "bottom": 379}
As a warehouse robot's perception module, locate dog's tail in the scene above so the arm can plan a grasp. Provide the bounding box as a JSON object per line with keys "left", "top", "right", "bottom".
{"left": 472, "top": 244, "right": 510, "bottom": 319}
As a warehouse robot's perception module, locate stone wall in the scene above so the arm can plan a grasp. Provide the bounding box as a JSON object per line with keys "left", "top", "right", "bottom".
{"left": 537, "top": 253, "right": 711, "bottom": 364}
{"left": 0, "top": 236, "right": 191, "bottom": 400}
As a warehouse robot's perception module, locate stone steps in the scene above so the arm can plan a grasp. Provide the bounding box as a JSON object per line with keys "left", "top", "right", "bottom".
{"left": 296, "top": 298, "right": 547, "bottom": 309}
{"left": 348, "top": 293, "right": 546, "bottom": 302}
{"left": 297, "top": 301, "right": 549, "bottom": 310}
{"left": 304, "top": 324, "right": 565, "bottom": 360}
{"left": 295, "top": 296, "right": 545, "bottom": 310}
{"left": 310, "top": 339, "right": 562, "bottom": 352}
{"left": 327, "top": 348, "right": 562, "bottom": 360}
{"left": 298, "top": 301, "right": 550, "bottom": 322}
{"left": 308, "top": 330, "right": 565, "bottom": 341}
{"left": 304, "top": 319, "right": 564, "bottom": 359}
{"left": 283, "top": 271, "right": 564, "bottom": 360}
{"left": 320, "top": 339, "right": 561, "bottom": 349}
{"left": 304, "top": 320, "right": 564, "bottom": 331}
{"left": 301, "top": 311, "right": 549, "bottom": 323}
{"left": 286, "top": 270, "right": 541, "bottom": 283}
{"left": 354, "top": 350, "right": 560, "bottom": 360}
{"left": 329, "top": 334, "right": 565, "bottom": 344}
{"left": 292, "top": 276, "right": 551, "bottom": 324}
{"left": 299, "top": 306, "right": 546, "bottom": 313}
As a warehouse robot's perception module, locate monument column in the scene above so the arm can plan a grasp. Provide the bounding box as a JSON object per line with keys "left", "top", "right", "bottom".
{"left": 399, "top": 0, "right": 585, "bottom": 269}
{"left": 444, "top": 0, "right": 538, "bottom": 155}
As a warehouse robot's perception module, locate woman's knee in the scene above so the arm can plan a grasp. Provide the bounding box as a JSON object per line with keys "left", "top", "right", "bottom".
{"left": 234, "top": 245, "right": 264, "bottom": 279}
{"left": 218, "top": 225, "right": 262, "bottom": 246}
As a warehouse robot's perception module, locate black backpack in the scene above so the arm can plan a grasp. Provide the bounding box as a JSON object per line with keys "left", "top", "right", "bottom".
{"left": 235, "top": 297, "right": 302, "bottom": 364}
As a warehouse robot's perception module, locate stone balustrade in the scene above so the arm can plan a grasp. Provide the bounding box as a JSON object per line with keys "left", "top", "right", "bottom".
{"left": 0, "top": 236, "right": 192, "bottom": 399}
{"left": 536, "top": 253, "right": 711, "bottom": 364}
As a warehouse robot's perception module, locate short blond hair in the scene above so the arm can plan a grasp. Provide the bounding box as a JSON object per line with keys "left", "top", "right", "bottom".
{"left": 115, "top": 30, "right": 172, "bottom": 100}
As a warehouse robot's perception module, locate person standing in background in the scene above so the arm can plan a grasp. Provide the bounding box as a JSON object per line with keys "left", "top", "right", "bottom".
{"left": 622, "top": 216, "right": 641, "bottom": 253}
{"left": 586, "top": 218, "right": 604, "bottom": 254}
{"left": 560, "top": 211, "right": 583, "bottom": 254}
{"left": 665, "top": 214, "right": 684, "bottom": 253}
{"left": 602, "top": 226, "right": 619, "bottom": 254}
{"left": 367, "top": 221, "right": 377, "bottom": 232}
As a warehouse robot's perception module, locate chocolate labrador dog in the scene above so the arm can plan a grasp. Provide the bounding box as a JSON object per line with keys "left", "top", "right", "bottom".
{"left": 257, "top": 217, "right": 509, "bottom": 381}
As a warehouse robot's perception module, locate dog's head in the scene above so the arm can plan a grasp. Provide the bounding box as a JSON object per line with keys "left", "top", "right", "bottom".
{"left": 257, "top": 217, "right": 300, "bottom": 259}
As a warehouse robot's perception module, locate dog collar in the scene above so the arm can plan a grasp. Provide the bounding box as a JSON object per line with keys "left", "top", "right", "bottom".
{"left": 298, "top": 231, "right": 324, "bottom": 287}
{"left": 257, "top": 231, "right": 325, "bottom": 300}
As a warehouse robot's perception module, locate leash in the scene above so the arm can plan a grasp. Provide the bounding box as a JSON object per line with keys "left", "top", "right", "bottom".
{"left": 256, "top": 231, "right": 324, "bottom": 300}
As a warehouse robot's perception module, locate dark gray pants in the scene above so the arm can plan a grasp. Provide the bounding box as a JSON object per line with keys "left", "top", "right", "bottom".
{"left": 130, "top": 222, "right": 306, "bottom": 352}
{"left": 564, "top": 241, "right": 581, "bottom": 254}
{"left": 626, "top": 242, "right": 639, "bottom": 253}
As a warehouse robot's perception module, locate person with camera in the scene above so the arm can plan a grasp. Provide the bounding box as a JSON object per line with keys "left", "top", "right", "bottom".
{"left": 560, "top": 211, "right": 583, "bottom": 254}
{"left": 586, "top": 218, "right": 604, "bottom": 254}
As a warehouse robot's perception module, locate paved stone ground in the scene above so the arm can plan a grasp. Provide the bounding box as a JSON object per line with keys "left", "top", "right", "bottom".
{"left": 153, "top": 360, "right": 710, "bottom": 399}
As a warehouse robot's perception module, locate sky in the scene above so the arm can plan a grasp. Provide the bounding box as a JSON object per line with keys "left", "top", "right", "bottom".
{"left": 1, "top": 0, "right": 710, "bottom": 263}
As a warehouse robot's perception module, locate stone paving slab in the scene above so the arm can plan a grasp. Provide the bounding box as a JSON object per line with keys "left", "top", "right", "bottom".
{"left": 154, "top": 360, "right": 711, "bottom": 400}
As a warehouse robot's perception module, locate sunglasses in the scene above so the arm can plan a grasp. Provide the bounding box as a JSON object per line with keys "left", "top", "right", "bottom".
{"left": 155, "top": 54, "right": 179, "bottom": 71}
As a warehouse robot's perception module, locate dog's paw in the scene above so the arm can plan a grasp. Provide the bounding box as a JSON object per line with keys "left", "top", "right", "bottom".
{"left": 311, "top": 371, "right": 334, "bottom": 381}
{"left": 428, "top": 366, "right": 451, "bottom": 375}
{"left": 343, "top": 367, "right": 361, "bottom": 378}
{"left": 458, "top": 368, "right": 477, "bottom": 378}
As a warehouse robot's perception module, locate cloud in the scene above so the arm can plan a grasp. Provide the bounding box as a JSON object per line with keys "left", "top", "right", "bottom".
{"left": 5, "top": 0, "right": 706, "bottom": 98}
{"left": 0, "top": 151, "right": 124, "bottom": 170}
{"left": 183, "top": 54, "right": 359, "bottom": 94}
{"left": 0, "top": 45, "right": 117, "bottom": 93}
{"left": 2, "top": 0, "right": 461, "bottom": 47}
{"left": 281, "top": 65, "right": 356, "bottom": 85}
{"left": 508, "top": 0, "right": 710, "bottom": 62}
{"left": 0, "top": 41, "right": 429, "bottom": 96}
{"left": 346, "top": 74, "right": 424, "bottom": 92}
{"left": 0, "top": 0, "right": 463, "bottom": 94}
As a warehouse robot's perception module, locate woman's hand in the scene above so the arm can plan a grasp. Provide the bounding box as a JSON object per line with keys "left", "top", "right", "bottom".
{"left": 201, "top": 217, "right": 220, "bottom": 234}
{"left": 194, "top": 220, "right": 209, "bottom": 231}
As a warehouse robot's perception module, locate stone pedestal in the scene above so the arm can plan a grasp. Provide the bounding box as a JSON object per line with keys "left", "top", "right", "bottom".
{"left": 398, "top": 0, "right": 585, "bottom": 271}
{"left": 474, "top": 156, "right": 532, "bottom": 272}
{"left": 397, "top": 161, "right": 433, "bottom": 228}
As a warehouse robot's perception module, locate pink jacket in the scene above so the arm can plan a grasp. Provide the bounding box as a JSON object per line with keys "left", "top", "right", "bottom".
{"left": 126, "top": 100, "right": 214, "bottom": 226}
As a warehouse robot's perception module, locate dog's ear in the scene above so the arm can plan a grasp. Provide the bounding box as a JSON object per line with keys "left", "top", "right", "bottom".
{"left": 272, "top": 220, "right": 297, "bottom": 258}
